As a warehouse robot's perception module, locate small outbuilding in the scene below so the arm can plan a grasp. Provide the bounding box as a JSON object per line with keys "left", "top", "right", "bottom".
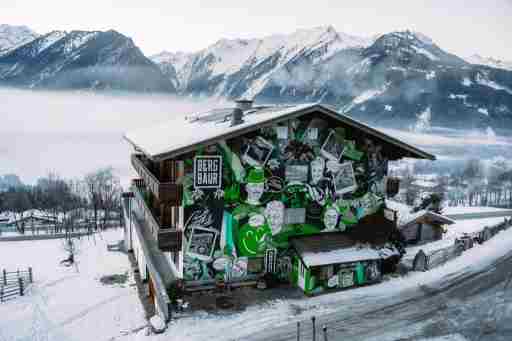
{"left": 399, "top": 210, "right": 454, "bottom": 244}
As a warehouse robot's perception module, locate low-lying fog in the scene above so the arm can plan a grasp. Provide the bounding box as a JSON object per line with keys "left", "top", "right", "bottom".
{"left": 1, "top": 88, "right": 223, "bottom": 186}
{"left": 1, "top": 88, "right": 511, "bottom": 186}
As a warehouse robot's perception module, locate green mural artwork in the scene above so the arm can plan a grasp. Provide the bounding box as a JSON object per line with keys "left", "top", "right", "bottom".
{"left": 180, "top": 115, "right": 389, "bottom": 286}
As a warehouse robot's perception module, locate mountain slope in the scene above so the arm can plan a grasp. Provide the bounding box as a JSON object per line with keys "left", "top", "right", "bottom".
{"left": 0, "top": 30, "right": 175, "bottom": 92}
{"left": 465, "top": 54, "right": 512, "bottom": 71}
{"left": 153, "top": 29, "right": 512, "bottom": 131}
{"left": 342, "top": 31, "right": 512, "bottom": 131}
{"left": 151, "top": 26, "right": 372, "bottom": 99}
{"left": 0, "top": 24, "right": 38, "bottom": 55}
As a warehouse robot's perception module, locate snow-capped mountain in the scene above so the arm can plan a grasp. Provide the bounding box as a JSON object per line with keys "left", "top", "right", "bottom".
{"left": 341, "top": 31, "right": 512, "bottom": 131}
{"left": 0, "top": 30, "right": 175, "bottom": 92}
{"left": 151, "top": 28, "right": 512, "bottom": 131}
{"left": 151, "top": 26, "right": 372, "bottom": 98}
{"left": 1, "top": 25, "right": 511, "bottom": 131}
{"left": 465, "top": 54, "right": 512, "bottom": 71}
{"left": 0, "top": 24, "right": 38, "bottom": 55}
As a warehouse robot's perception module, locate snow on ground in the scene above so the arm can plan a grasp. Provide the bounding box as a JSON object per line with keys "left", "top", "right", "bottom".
{"left": 137, "top": 222, "right": 512, "bottom": 341}
{"left": 417, "top": 334, "right": 469, "bottom": 341}
{"left": 443, "top": 206, "right": 511, "bottom": 215}
{"left": 403, "top": 216, "right": 507, "bottom": 261}
{"left": 2, "top": 220, "right": 512, "bottom": 341}
{"left": 0, "top": 228, "right": 147, "bottom": 341}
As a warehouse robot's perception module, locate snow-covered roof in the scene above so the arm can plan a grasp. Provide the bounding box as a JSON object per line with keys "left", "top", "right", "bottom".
{"left": 386, "top": 200, "right": 454, "bottom": 228}
{"left": 124, "top": 103, "right": 435, "bottom": 161}
{"left": 291, "top": 233, "right": 382, "bottom": 267}
{"left": 412, "top": 180, "right": 438, "bottom": 188}
{"left": 301, "top": 247, "right": 382, "bottom": 267}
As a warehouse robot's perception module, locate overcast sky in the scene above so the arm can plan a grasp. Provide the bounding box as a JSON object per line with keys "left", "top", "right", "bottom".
{"left": 2, "top": 0, "right": 512, "bottom": 59}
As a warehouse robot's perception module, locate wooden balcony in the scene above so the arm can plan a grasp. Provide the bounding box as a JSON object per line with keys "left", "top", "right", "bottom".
{"left": 131, "top": 182, "right": 182, "bottom": 252}
{"left": 131, "top": 154, "right": 182, "bottom": 205}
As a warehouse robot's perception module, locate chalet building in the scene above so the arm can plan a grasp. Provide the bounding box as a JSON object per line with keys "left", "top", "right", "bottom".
{"left": 122, "top": 100, "right": 435, "bottom": 314}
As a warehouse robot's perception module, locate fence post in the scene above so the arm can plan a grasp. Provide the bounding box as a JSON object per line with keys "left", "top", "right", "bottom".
{"left": 2, "top": 269, "right": 6, "bottom": 286}
{"left": 297, "top": 321, "right": 300, "bottom": 341}
{"left": 323, "top": 325, "right": 328, "bottom": 341}
{"left": 311, "top": 316, "right": 316, "bottom": 341}
{"left": 29, "top": 267, "right": 33, "bottom": 283}
{"left": 19, "top": 277, "right": 24, "bottom": 296}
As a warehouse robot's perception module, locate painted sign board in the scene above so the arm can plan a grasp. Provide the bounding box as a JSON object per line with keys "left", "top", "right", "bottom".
{"left": 194, "top": 155, "right": 223, "bottom": 189}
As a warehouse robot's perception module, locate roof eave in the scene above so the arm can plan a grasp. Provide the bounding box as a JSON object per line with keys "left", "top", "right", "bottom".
{"left": 126, "top": 103, "right": 436, "bottom": 162}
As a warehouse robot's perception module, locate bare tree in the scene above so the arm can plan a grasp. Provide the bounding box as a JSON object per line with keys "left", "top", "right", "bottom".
{"left": 84, "top": 167, "right": 122, "bottom": 231}
{"left": 3, "top": 187, "right": 32, "bottom": 234}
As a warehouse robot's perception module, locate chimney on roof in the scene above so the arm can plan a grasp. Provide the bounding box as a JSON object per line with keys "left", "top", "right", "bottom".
{"left": 231, "top": 99, "right": 252, "bottom": 126}
{"left": 235, "top": 98, "right": 253, "bottom": 111}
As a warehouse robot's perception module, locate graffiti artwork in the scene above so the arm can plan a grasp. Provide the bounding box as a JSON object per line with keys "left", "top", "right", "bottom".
{"left": 178, "top": 113, "right": 391, "bottom": 292}
{"left": 333, "top": 162, "right": 357, "bottom": 195}
{"left": 186, "top": 226, "right": 218, "bottom": 261}
{"left": 243, "top": 136, "right": 274, "bottom": 167}
{"left": 321, "top": 130, "right": 345, "bottom": 161}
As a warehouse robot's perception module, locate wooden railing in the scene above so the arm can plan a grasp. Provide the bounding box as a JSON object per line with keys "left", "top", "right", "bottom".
{"left": 132, "top": 182, "right": 160, "bottom": 242}
{"left": 131, "top": 183, "right": 182, "bottom": 252}
{"left": 130, "top": 154, "right": 182, "bottom": 205}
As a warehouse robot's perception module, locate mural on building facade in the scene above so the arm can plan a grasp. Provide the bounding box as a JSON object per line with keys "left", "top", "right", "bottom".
{"left": 179, "top": 116, "right": 390, "bottom": 290}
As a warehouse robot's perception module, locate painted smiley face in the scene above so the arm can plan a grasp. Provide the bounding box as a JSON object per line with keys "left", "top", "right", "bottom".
{"left": 238, "top": 224, "right": 272, "bottom": 257}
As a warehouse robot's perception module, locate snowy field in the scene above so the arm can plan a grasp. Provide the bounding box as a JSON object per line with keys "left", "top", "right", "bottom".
{"left": 0, "top": 228, "right": 147, "bottom": 341}
{"left": 1, "top": 218, "right": 512, "bottom": 340}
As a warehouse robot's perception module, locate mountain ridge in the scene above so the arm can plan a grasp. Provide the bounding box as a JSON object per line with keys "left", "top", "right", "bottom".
{"left": 1, "top": 24, "right": 511, "bottom": 132}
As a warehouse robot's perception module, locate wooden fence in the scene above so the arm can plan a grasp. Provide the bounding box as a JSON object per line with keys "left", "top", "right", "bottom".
{"left": 0, "top": 267, "right": 33, "bottom": 303}
{"left": 413, "top": 217, "right": 512, "bottom": 272}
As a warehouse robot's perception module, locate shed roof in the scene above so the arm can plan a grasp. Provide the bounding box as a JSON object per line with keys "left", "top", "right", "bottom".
{"left": 124, "top": 103, "right": 435, "bottom": 161}
{"left": 402, "top": 211, "right": 455, "bottom": 229}
{"left": 291, "top": 233, "right": 382, "bottom": 267}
